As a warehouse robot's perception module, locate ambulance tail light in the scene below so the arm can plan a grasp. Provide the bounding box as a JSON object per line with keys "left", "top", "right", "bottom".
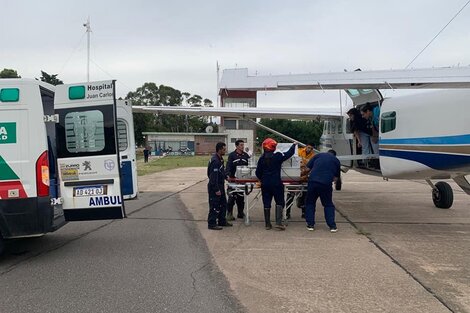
{"left": 36, "top": 151, "right": 50, "bottom": 197}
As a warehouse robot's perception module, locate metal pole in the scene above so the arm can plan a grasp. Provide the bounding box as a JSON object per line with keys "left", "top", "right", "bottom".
{"left": 247, "top": 119, "right": 311, "bottom": 148}
{"left": 83, "top": 17, "right": 91, "bottom": 82}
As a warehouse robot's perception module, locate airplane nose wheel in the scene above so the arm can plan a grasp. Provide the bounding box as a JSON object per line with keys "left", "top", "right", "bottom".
{"left": 428, "top": 180, "right": 453, "bottom": 209}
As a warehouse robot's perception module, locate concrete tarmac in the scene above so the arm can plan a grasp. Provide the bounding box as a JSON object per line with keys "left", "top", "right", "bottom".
{"left": 1, "top": 167, "right": 468, "bottom": 312}
{"left": 177, "top": 168, "right": 470, "bottom": 313}
{"left": 0, "top": 168, "right": 245, "bottom": 313}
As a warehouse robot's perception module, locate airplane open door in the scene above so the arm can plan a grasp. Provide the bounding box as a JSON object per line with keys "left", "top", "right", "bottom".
{"left": 54, "top": 80, "right": 125, "bottom": 221}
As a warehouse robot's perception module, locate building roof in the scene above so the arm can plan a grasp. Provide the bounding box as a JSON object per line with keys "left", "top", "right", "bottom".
{"left": 142, "top": 132, "right": 228, "bottom": 136}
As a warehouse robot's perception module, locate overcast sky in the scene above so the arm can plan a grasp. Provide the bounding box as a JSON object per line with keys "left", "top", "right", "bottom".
{"left": 2, "top": 0, "right": 470, "bottom": 109}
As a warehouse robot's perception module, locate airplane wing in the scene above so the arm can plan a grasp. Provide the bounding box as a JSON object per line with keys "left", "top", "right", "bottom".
{"left": 220, "top": 67, "right": 470, "bottom": 91}
{"left": 132, "top": 105, "right": 342, "bottom": 120}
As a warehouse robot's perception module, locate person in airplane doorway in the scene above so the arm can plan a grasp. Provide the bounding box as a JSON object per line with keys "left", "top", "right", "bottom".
{"left": 256, "top": 138, "right": 297, "bottom": 230}
{"left": 304, "top": 149, "right": 341, "bottom": 233}
{"left": 361, "top": 103, "right": 381, "bottom": 169}
{"left": 207, "top": 142, "right": 233, "bottom": 230}
{"left": 347, "top": 108, "right": 372, "bottom": 156}
{"left": 286, "top": 143, "right": 315, "bottom": 219}
{"left": 225, "top": 139, "right": 251, "bottom": 221}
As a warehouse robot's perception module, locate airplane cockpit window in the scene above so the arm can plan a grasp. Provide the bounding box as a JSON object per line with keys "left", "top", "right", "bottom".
{"left": 360, "top": 89, "right": 373, "bottom": 94}
{"left": 381, "top": 111, "right": 396, "bottom": 133}
{"left": 347, "top": 89, "right": 360, "bottom": 97}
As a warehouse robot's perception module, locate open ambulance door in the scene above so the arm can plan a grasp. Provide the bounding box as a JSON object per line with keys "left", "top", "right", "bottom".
{"left": 54, "top": 80, "right": 125, "bottom": 221}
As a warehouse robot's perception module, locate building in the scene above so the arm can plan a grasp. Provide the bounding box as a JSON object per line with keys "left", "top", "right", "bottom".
{"left": 143, "top": 132, "right": 228, "bottom": 155}
{"left": 219, "top": 89, "right": 257, "bottom": 154}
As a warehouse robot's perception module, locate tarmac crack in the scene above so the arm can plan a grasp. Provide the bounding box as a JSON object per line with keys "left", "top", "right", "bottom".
{"left": 187, "top": 262, "right": 211, "bottom": 307}
{"left": 335, "top": 206, "right": 456, "bottom": 313}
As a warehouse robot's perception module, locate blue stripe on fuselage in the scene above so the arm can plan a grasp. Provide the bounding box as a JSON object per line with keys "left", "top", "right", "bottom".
{"left": 380, "top": 134, "right": 470, "bottom": 145}
{"left": 379, "top": 149, "right": 470, "bottom": 170}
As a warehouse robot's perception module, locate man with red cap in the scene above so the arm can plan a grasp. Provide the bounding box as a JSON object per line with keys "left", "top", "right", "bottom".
{"left": 255, "top": 138, "right": 297, "bottom": 230}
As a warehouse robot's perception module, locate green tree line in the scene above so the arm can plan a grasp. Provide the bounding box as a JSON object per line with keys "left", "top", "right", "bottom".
{"left": 256, "top": 119, "right": 323, "bottom": 149}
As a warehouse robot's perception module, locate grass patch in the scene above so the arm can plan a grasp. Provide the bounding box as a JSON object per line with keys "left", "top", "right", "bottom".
{"left": 137, "top": 155, "right": 210, "bottom": 176}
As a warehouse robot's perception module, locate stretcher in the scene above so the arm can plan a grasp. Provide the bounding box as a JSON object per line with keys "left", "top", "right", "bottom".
{"left": 227, "top": 178, "right": 308, "bottom": 225}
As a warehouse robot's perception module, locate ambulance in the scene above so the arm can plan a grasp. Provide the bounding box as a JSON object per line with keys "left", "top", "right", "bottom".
{"left": 0, "top": 79, "right": 137, "bottom": 254}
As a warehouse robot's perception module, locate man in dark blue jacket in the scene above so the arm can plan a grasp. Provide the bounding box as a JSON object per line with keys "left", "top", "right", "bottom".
{"left": 225, "top": 139, "right": 251, "bottom": 220}
{"left": 207, "top": 142, "right": 232, "bottom": 230}
{"left": 304, "top": 149, "right": 341, "bottom": 232}
{"left": 256, "top": 139, "right": 297, "bottom": 230}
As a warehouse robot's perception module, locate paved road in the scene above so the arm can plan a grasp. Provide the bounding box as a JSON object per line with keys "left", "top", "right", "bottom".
{"left": 0, "top": 189, "right": 245, "bottom": 313}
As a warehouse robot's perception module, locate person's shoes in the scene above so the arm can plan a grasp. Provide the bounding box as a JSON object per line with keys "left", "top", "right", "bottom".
{"left": 265, "top": 223, "right": 272, "bottom": 230}
{"left": 274, "top": 224, "right": 286, "bottom": 231}
{"left": 208, "top": 225, "right": 223, "bottom": 230}
{"left": 330, "top": 227, "right": 338, "bottom": 233}
{"left": 237, "top": 213, "right": 245, "bottom": 219}
{"left": 306, "top": 225, "right": 315, "bottom": 231}
{"left": 219, "top": 222, "right": 233, "bottom": 227}
{"left": 226, "top": 213, "right": 235, "bottom": 221}
{"left": 286, "top": 213, "right": 291, "bottom": 220}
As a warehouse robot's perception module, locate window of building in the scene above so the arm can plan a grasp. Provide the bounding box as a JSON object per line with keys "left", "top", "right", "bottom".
{"left": 224, "top": 119, "right": 237, "bottom": 129}
{"left": 381, "top": 111, "right": 397, "bottom": 133}
{"left": 223, "top": 98, "right": 256, "bottom": 108}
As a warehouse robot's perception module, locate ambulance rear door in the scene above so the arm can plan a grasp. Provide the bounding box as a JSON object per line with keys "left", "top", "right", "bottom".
{"left": 116, "top": 100, "right": 137, "bottom": 199}
{"left": 54, "top": 80, "right": 125, "bottom": 221}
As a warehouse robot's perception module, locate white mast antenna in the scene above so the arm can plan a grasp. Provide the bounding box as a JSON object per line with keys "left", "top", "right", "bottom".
{"left": 83, "top": 17, "right": 92, "bottom": 82}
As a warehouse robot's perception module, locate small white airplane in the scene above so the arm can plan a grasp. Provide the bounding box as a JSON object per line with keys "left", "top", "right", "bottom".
{"left": 132, "top": 66, "right": 470, "bottom": 209}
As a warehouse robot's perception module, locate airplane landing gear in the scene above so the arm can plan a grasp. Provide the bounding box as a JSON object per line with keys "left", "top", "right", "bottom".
{"left": 427, "top": 180, "right": 453, "bottom": 209}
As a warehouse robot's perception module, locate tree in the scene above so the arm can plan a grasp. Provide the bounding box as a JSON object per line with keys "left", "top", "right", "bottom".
{"left": 203, "top": 98, "right": 213, "bottom": 107}
{"left": 256, "top": 119, "right": 324, "bottom": 148}
{"left": 188, "top": 94, "right": 203, "bottom": 107}
{"left": 0, "top": 68, "right": 20, "bottom": 78}
{"left": 39, "top": 71, "right": 63, "bottom": 85}
{"left": 126, "top": 83, "right": 214, "bottom": 144}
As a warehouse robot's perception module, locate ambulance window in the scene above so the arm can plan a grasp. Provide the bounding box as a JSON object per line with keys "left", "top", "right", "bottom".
{"left": 117, "top": 119, "right": 128, "bottom": 152}
{"left": 0, "top": 88, "right": 19, "bottom": 102}
{"left": 381, "top": 111, "right": 396, "bottom": 133}
{"left": 65, "top": 110, "right": 105, "bottom": 153}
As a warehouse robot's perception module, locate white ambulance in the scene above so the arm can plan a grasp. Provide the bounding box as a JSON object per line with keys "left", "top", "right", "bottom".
{"left": 0, "top": 79, "right": 137, "bottom": 254}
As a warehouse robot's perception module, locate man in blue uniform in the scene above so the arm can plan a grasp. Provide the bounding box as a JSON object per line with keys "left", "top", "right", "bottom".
{"left": 304, "top": 149, "right": 341, "bottom": 232}
{"left": 225, "top": 139, "right": 251, "bottom": 220}
{"left": 256, "top": 138, "right": 297, "bottom": 230}
{"left": 207, "top": 142, "right": 232, "bottom": 230}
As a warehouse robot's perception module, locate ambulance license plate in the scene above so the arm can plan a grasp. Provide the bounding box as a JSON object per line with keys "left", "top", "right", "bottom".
{"left": 73, "top": 185, "right": 107, "bottom": 197}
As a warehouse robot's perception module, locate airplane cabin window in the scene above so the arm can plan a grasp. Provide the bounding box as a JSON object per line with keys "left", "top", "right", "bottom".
{"left": 381, "top": 111, "right": 396, "bottom": 133}
{"left": 338, "top": 120, "right": 343, "bottom": 134}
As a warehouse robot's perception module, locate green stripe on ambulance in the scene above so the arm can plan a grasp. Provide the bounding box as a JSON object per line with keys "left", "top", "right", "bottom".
{"left": 0, "top": 155, "right": 19, "bottom": 180}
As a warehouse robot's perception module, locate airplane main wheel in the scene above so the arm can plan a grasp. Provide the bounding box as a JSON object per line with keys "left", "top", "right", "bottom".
{"left": 432, "top": 181, "right": 453, "bottom": 209}
{"left": 335, "top": 176, "right": 342, "bottom": 191}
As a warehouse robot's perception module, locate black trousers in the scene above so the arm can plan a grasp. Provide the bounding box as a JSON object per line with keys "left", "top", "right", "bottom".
{"left": 208, "top": 187, "right": 228, "bottom": 227}
{"left": 227, "top": 187, "right": 244, "bottom": 216}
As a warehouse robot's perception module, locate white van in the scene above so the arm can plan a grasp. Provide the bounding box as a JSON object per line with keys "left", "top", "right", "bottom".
{"left": 0, "top": 79, "right": 136, "bottom": 253}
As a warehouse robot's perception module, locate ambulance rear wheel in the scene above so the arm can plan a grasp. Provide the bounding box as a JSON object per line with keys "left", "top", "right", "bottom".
{"left": 335, "top": 176, "right": 342, "bottom": 191}
{"left": 432, "top": 181, "right": 453, "bottom": 209}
